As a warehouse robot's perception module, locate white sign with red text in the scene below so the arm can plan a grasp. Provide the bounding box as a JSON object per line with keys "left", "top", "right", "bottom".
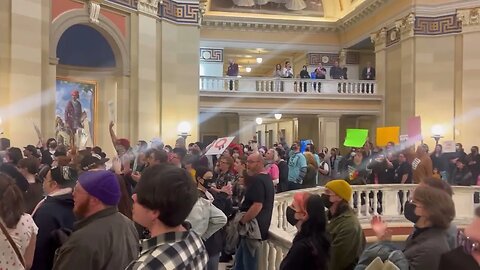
{"left": 205, "top": 137, "right": 235, "bottom": 156}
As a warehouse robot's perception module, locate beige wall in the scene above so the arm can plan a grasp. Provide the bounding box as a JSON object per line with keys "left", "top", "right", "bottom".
{"left": 199, "top": 112, "right": 239, "bottom": 141}
{"left": 414, "top": 36, "right": 456, "bottom": 146}
{"left": 460, "top": 31, "right": 480, "bottom": 149}
{"left": 385, "top": 45, "right": 402, "bottom": 126}
{"left": 159, "top": 23, "right": 200, "bottom": 145}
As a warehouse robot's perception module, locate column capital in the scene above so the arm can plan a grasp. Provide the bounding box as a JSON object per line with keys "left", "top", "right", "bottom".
{"left": 457, "top": 8, "right": 480, "bottom": 33}
{"left": 138, "top": 0, "right": 160, "bottom": 16}
{"left": 397, "top": 12, "right": 415, "bottom": 40}
{"left": 371, "top": 27, "right": 387, "bottom": 52}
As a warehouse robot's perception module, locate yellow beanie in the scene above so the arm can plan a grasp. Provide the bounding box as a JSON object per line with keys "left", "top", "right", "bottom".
{"left": 325, "top": 179, "right": 353, "bottom": 202}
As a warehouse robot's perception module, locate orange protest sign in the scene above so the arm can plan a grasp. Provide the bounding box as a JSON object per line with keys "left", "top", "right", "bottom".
{"left": 376, "top": 127, "right": 400, "bottom": 147}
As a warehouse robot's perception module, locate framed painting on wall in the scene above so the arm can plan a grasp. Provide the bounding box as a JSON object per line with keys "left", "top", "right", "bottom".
{"left": 55, "top": 77, "right": 97, "bottom": 148}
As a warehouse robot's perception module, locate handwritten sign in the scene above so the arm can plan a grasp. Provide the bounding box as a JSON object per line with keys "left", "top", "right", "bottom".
{"left": 343, "top": 129, "right": 369, "bottom": 148}
{"left": 205, "top": 137, "right": 235, "bottom": 155}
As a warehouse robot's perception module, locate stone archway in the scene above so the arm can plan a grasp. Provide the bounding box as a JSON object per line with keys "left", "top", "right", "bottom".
{"left": 50, "top": 9, "right": 130, "bottom": 76}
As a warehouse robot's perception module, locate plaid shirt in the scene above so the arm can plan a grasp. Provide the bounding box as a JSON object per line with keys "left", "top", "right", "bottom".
{"left": 126, "top": 229, "right": 208, "bottom": 270}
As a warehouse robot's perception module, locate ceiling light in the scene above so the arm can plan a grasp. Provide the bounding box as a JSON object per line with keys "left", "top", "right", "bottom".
{"left": 255, "top": 117, "right": 263, "bottom": 125}
{"left": 245, "top": 67, "right": 252, "bottom": 73}
{"left": 256, "top": 57, "right": 263, "bottom": 64}
{"left": 274, "top": 113, "right": 282, "bottom": 120}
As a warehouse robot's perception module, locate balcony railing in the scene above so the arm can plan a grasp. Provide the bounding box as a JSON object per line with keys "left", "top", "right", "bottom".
{"left": 258, "top": 184, "right": 480, "bottom": 270}
{"left": 199, "top": 76, "right": 377, "bottom": 95}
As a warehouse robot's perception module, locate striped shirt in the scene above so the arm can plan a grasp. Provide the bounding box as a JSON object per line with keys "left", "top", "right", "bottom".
{"left": 126, "top": 229, "right": 208, "bottom": 270}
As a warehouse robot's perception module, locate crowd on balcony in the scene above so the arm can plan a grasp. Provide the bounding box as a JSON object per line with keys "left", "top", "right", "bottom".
{"left": 226, "top": 59, "right": 377, "bottom": 81}
{"left": 0, "top": 124, "right": 478, "bottom": 270}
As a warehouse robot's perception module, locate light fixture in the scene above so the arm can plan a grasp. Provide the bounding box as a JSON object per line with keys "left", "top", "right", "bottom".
{"left": 431, "top": 124, "right": 444, "bottom": 146}
{"left": 255, "top": 117, "right": 263, "bottom": 125}
{"left": 245, "top": 67, "right": 252, "bottom": 73}
{"left": 256, "top": 57, "right": 263, "bottom": 64}
{"left": 274, "top": 113, "right": 282, "bottom": 120}
{"left": 177, "top": 121, "right": 192, "bottom": 140}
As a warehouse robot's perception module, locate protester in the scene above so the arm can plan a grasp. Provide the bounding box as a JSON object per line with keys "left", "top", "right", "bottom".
{"left": 280, "top": 192, "right": 330, "bottom": 270}
{"left": 126, "top": 164, "right": 208, "bottom": 269}
{"left": 0, "top": 173, "right": 37, "bottom": 269}
{"left": 234, "top": 152, "right": 275, "bottom": 270}
{"left": 53, "top": 170, "right": 139, "bottom": 270}
{"left": 439, "top": 207, "right": 480, "bottom": 270}
{"left": 32, "top": 166, "right": 77, "bottom": 270}
{"left": 322, "top": 179, "right": 365, "bottom": 270}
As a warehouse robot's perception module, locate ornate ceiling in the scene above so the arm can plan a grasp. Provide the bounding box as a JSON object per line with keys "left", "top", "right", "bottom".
{"left": 206, "top": 0, "right": 368, "bottom": 21}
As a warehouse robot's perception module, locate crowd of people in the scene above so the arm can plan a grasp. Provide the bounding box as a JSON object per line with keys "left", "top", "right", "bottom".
{"left": 0, "top": 125, "right": 478, "bottom": 270}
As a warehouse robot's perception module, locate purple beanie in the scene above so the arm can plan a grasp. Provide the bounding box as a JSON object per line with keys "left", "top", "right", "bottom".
{"left": 78, "top": 170, "right": 121, "bottom": 206}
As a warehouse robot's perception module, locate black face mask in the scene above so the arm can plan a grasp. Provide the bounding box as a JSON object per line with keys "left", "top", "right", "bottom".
{"left": 199, "top": 178, "right": 214, "bottom": 189}
{"left": 404, "top": 201, "right": 420, "bottom": 224}
{"left": 321, "top": 194, "right": 333, "bottom": 209}
{"left": 286, "top": 207, "right": 299, "bottom": 226}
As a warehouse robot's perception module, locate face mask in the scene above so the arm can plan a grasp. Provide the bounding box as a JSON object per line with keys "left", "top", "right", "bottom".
{"left": 321, "top": 194, "right": 333, "bottom": 209}
{"left": 200, "top": 178, "right": 214, "bottom": 189}
{"left": 404, "top": 201, "right": 420, "bottom": 223}
{"left": 286, "top": 207, "right": 299, "bottom": 226}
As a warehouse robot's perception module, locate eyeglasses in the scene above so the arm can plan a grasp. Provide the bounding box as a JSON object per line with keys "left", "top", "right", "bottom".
{"left": 458, "top": 230, "right": 480, "bottom": 255}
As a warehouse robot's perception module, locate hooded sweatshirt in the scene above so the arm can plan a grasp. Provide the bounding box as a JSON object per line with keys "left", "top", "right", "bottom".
{"left": 32, "top": 190, "right": 75, "bottom": 270}
{"left": 412, "top": 149, "right": 433, "bottom": 184}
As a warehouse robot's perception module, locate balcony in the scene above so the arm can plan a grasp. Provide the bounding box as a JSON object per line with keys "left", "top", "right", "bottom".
{"left": 199, "top": 76, "right": 382, "bottom": 115}
{"left": 258, "top": 184, "right": 480, "bottom": 270}
{"left": 200, "top": 76, "right": 377, "bottom": 95}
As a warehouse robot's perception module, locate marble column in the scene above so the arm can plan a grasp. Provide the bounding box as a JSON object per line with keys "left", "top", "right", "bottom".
{"left": 238, "top": 114, "right": 257, "bottom": 144}
{"left": 317, "top": 115, "right": 340, "bottom": 148}
{"left": 133, "top": 1, "right": 160, "bottom": 141}
{"left": 2, "top": 0, "right": 46, "bottom": 146}
{"left": 159, "top": 11, "right": 200, "bottom": 145}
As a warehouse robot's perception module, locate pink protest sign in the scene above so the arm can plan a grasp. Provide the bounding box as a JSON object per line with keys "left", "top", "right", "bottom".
{"left": 407, "top": 116, "right": 422, "bottom": 142}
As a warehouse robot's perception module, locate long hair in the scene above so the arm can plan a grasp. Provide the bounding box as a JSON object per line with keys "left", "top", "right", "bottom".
{"left": 296, "top": 194, "right": 330, "bottom": 269}
{"left": 0, "top": 173, "right": 25, "bottom": 228}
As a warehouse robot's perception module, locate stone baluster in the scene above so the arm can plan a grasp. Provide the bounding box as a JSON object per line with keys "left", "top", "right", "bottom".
{"left": 268, "top": 242, "right": 276, "bottom": 270}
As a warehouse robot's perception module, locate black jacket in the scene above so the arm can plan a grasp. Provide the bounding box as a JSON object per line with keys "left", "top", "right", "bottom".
{"left": 438, "top": 246, "right": 480, "bottom": 270}
{"left": 32, "top": 193, "right": 76, "bottom": 270}
{"left": 0, "top": 163, "right": 29, "bottom": 192}
{"left": 280, "top": 235, "right": 329, "bottom": 270}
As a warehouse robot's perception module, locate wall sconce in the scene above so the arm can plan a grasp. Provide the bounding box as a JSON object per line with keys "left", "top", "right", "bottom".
{"left": 274, "top": 114, "right": 282, "bottom": 120}
{"left": 255, "top": 117, "right": 263, "bottom": 125}
{"left": 245, "top": 66, "right": 252, "bottom": 73}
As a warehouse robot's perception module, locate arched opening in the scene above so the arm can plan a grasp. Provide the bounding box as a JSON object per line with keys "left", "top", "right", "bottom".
{"left": 57, "top": 24, "right": 116, "bottom": 68}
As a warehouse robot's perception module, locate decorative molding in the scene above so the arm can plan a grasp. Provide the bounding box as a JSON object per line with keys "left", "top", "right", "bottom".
{"left": 88, "top": 1, "right": 102, "bottom": 24}
{"left": 202, "top": 19, "right": 337, "bottom": 33}
{"left": 337, "top": 0, "right": 391, "bottom": 31}
{"left": 396, "top": 12, "right": 415, "bottom": 39}
{"left": 415, "top": 14, "right": 462, "bottom": 36}
{"left": 385, "top": 28, "right": 400, "bottom": 47}
{"left": 200, "top": 48, "right": 223, "bottom": 62}
{"left": 345, "top": 52, "right": 360, "bottom": 65}
{"left": 137, "top": 0, "right": 159, "bottom": 15}
{"left": 457, "top": 7, "right": 480, "bottom": 33}
{"left": 159, "top": 0, "right": 200, "bottom": 25}
{"left": 370, "top": 27, "right": 386, "bottom": 48}
{"left": 306, "top": 53, "right": 340, "bottom": 66}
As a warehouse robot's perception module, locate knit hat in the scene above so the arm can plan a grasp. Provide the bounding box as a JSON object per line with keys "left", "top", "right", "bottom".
{"left": 325, "top": 179, "right": 352, "bottom": 202}
{"left": 115, "top": 138, "right": 130, "bottom": 150}
{"left": 78, "top": 170, "right": 120, "bottom": 206}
